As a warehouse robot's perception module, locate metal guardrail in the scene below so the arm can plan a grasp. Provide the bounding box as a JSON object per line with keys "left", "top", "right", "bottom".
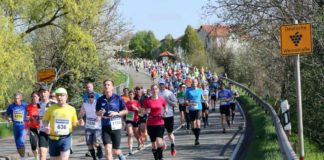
{"left": 221, "top": 77, "right": 298, "bottom": 160}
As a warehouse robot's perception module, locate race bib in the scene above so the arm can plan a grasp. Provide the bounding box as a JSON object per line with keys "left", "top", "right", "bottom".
{"left": 190, "top": 100, "right": 199, "bottom": 110}
{"left": 54, "top": 119, "right": 70, "bottom": 135}
{"left": 220, "top": 99, "right": 228, "bottom": 105}
{"left": 86, "top": 118, "right": 99, "bottom": 129}
{"left": 111, "top": 117, "right": 122, "bottom": 130}
{"left": 126, "top": 111, "right": 135, "bottom": 121}
{"left": 13, "top": 110, "right": 24, "bottom": 122}
{"left": 178, "top": 98, "right": 185, "bottom": 104}
{"left": 202, "top": 95, "right": 209, "bottom": 101}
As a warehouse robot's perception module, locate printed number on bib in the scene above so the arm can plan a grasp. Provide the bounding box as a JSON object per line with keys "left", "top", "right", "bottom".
{"left": 178, "top": 98, "right": 185, "bottom": 104}
{"left": 126, "top": 111, "right": 135, "bottom": 121}
{"left": 86, "top": 118, "right": 99, "bottom": 129}
{"left": 190, "top": 100, "right": 199, "bottom": 110}
{"left": 13, "top": 110, "right": 24, "bottom": 122}
{"left": 220, "top": 99, "right": 228, "bottom": 105}
{"left": 54, "top": 119, "right": 69, "bottom": 135}
{"left": 111, "top": 117, "right": 122, "bottom": 130}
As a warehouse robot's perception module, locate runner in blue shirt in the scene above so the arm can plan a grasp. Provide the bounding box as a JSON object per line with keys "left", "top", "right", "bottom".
{"left": 5, "top": 92, "right": 28, "bottom": 159}
{"left": 217, "top": 82, "right": 233, "bottom": 133}
{"left": 185, "top": 79, "right": 203, "bottom": 145}
{"left": 96, "top": 80, "right": 128, "bottom": 160}
{"left": 83, "top": 82, "right": 102, "bottom": 103}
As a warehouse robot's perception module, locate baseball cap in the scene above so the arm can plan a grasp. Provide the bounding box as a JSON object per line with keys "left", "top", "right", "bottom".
{"left": 39, "top": 85, "right": 49, "bottom": 91}
{"left": 54, "top": 87, "right": 68, "bottom": 95}
{"left": 158, "top": 79, "right": 166, "bottom": 85}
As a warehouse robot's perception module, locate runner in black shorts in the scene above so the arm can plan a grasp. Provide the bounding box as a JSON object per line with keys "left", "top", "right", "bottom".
{"left": 96, "top": 80, "right": 128, "bottom": 160}
{"left": 143, "top": 84, "right": 168, "bottom": 160}
{"left": 201, "top": 82, "right": 210, "bottom": 128}
{"left": 125, "top": 91, "right": 143, "bottom": 154}
{"left": 229, "top": 82, "right": 240, "bottom": 124}
{"left": 177, "top": 85, "right": 187, "bottom": 128}
{"left": 218, "top": 82, "right": 233, "bottom": 133}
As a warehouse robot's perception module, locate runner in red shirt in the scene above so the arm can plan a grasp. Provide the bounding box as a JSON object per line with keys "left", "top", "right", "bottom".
{"left": 26, "top": 91, "right": 40, "bottom": 159}
{"left": 143, "top": 84, "right": 168, "bottom": 160}
{"left": 125, "top": 91, "right": 142, "bottom": 155}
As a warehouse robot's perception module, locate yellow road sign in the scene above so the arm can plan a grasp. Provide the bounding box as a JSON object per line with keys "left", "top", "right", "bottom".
{"left": 280, "top": 23, "right": 312, "bottom": 56}
{"left": 37, "top": 68, "right": 56, "bottom": 83}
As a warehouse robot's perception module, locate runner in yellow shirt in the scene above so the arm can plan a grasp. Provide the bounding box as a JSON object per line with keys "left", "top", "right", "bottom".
{"left": 42, "top": 87, "right": 80, "bottom": 160}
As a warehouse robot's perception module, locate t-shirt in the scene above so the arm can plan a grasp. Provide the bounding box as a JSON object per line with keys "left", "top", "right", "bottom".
{"left": 6, "top": 102, "right": 28, "bottom": 126}
{"left": 202, "top": 89, "right": 209, "bottom": 103}
{"left": 42, "top": 104, "right": 78, "bottom": 139}
{"left": 38, "top": 100, "right": 56, "bottom": 130}
{"left": 95, "top": 94, "right": 126, "bottom": 126}
{"left": 125, "top": 100, "right": 140, "bottom": 122}
{"left": 218, "top": 89, "right": 233, "bottom": 106}
{"left": 143, "top": 97, "right": 166, "bottom": 126}
{"left": 121, "top": 95, "right": 130, "bottom": 103}
{"left": 26, "top": 103, "right": 40, "bottom": 129}
{"left": 177, "top": 91, "right": 186, "bottom": 105}
{"left": 185, "top": 88, "right": 203, "bottom": 111}
{"left": 158, "top": 89, "right": 177, "bottom": 117}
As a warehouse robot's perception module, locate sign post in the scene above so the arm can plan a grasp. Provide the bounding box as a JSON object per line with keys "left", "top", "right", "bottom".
{"left": 280, "top": 21, "right": 312, "bottom": 160}
{"left": 37, "top": 68, "right": 56, "bottom": 83}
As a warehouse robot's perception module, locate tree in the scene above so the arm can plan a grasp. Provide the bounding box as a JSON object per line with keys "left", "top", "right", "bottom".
{"left": 0, "top": 12, "right": 34, "bottom": 108}
{"left": 160, "top": 34, "right": 175, "bottom": 53}
{"left": 181, "top": 25, "right": 207, "bottom": 67}
{"left": 129, "top": 31, "right": 160, "bottom": 58}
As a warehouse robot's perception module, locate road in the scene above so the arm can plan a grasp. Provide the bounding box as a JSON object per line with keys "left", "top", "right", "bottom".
{"left": 0, "top": 66, "right": 245, "bottom": 160}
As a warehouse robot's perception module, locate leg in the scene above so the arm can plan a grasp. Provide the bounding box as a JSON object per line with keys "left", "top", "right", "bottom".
{"left": 126, "top": 123, "right": 133, "bottom": 153}
{"left": 60, "top": 150, "right": 70, "bottom": 160}
{"left": 104, "top": 144, "right": 113, "bottom": 160}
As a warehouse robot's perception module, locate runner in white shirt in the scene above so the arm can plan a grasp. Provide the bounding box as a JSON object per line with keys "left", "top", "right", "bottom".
{"left": 79, "top": 93, "right": 103, "bottom": 160}
{"left": 158, "top": 78, "right": 178, "bottom": 157}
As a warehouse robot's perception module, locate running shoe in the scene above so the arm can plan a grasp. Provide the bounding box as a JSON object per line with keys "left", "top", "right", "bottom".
{"left": 195, "top": 139, "right": 200, "bottom": 145}
{"left": 171, "top": 148, "right": 177, "bottom": 156}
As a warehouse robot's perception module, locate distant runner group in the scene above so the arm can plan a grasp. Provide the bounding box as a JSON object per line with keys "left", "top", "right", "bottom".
{"left": 4, "top": 58, "right": 239, "bottom": 160}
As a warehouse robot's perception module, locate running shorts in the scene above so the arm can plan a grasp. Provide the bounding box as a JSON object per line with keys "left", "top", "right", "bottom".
{"left": 163, "top": 117, "right": 174, "bottom": 133}
{"left": 102, "top": 126, "right": 121, "bottom": 149}
{"left": 39, "top": 131, "right": 49, "bottom": 148}
{"left": 202, "top": 102, "right": 209, "bottom": 112}
{"left": 147, "top": 125, "right": 165, "bottom": 142}
{"left": 220, "top": 105, "right": 230, "bottom": 116}
{"left": 189, "top": 110, "right": 202, "bottom": 122}
{"left": 126, "top": 120, "right": 139, "bottom": 128}
{"left": 48, "top": 134, "right": 71, "bottom": 157}
{"left": 85, "top": 129, "right": 102, "bottom": 145}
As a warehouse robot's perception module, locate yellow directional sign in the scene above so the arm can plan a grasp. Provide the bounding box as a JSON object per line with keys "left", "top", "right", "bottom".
{"left": 37, "top": 68, "right": 56, "bottom": 83}
{"left": 280, "top": 23, "right": 312, "bottom": 56}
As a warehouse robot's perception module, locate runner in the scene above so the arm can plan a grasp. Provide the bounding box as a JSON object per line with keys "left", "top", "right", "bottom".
{"left": 209, "top": 76, "right": 219, "bottom": 111}
{"left": 143, "top": 84, "right": 168, "bottom": 160}
{"left": 134, "top": 86, "right": 149, "bottom": 142}
{"left": 96, "top": 80, "right": 127, "bottom": 160}
{"left": 83, "top": 82, "right": 101, "bottom": 103}
{"left": 5, "top": 93, "right": 28, "bottom": 160}
{"left": 125, "top": 91, "right": 142, "bottom": 155}
{"left": 158, "top": 78, "right": 178, "bottom": 157}
{"left": 229, "top": 82, "right": 240, "bottom": 125}
{"left": 201, "top": 82, "right": 210, "bottom": 128}
{"left": 185, "top": 79, "right": 203, "bottom": 145}
{"left": 38, "top": 86, "right": 56, "bottom": 160}
{"left": 42, "top": 88, "right": 79, "bottom": 160}
{"left": 26, "top": 91, "right": 41, "bottom": 160}
{"left": 79, "top": 93, "right": 103, "bottom": 160}
{"left": 82, "top": 82, "right": 102, "bottom": 157}
{"left": 218, "top": 82, "right": 233, "bottom": 133}
{"left": 177, "top": 84, "right": 187, "bottom": 129}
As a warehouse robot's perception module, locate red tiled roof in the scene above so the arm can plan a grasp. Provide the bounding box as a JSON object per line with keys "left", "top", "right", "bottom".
{"left": 159, "top": 51, "right": 175, "bottom": 57}
{"left": 199, "top": 24, "right": 230, "bottom": 37}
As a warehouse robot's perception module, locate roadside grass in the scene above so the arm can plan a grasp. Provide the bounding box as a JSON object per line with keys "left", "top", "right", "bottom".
{"left": 112, "top": 70, "right": 127, "bottom": 86}
{"left": 237, "top": 93, "right": 281, "bottom": 160}
{"left": 290, "top": 133, "right": 324, "bottom": 159}
{"left": 0, "top": 123, "right": 13, "bottom": 138}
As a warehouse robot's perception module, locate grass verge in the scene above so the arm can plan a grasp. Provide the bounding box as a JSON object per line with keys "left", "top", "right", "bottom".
{"left": 237, "top": 93, "right": 281, "bottom": 160}
{"left": 289, "top": 133, "right": 324, "bottom": 159}
{"left": 111, "top": 71, "right": 127, "bottom": 86}
{"left": 0, "top": 123, "right": 13, "bottom": 138}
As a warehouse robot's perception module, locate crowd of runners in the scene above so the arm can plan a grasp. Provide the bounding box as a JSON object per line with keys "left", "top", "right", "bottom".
{"left": 4, "top": 58, "right": 239, "bottom": 160}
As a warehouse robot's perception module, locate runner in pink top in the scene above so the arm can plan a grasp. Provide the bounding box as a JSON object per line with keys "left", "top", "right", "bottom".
{"left": 143, "top": 84, "right": 167, "bottom": 160}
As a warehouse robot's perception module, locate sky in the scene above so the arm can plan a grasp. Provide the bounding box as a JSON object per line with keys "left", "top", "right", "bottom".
{"left": 119, "top": 0, "right": 217, "bottom": 40}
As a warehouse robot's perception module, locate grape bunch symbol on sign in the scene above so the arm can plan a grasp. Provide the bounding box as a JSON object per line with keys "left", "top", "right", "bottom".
{"left": 290, "top": 32, "right": 302, "bottom": 46}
